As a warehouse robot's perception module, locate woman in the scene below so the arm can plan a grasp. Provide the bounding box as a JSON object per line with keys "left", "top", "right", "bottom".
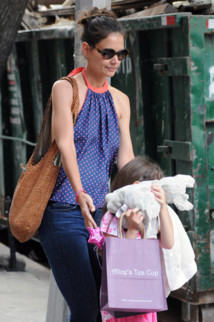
{"left": 39, "top": 7, "right": 134, "bottom": 322}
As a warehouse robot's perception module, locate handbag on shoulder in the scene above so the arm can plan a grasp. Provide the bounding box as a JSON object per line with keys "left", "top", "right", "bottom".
{"left": 9, "top": 76, "right": 79, "bottom": 243}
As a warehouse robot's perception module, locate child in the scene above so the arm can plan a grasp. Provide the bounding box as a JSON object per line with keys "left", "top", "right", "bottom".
{"left": 100, "top": 156, "right": 197, "bottom": 322}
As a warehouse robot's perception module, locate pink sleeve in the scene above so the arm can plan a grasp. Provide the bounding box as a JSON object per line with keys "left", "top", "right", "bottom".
{"left": 100, "top": 211, "right": 119, "bottom": 237}
{"left": 100, "top": 211, "right": 142, "bottom": 239}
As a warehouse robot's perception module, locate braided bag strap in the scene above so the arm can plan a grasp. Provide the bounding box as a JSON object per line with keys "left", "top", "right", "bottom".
{"left": 60, "top": 76, "right": 79, "bottom": 125}
{"left": 33, "top": 76, "right": 79, "bottom": 164}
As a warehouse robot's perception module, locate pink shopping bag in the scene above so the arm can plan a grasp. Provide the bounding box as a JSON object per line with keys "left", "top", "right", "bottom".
{"left": 100, "top": 237, "right": 167, "bottom": 318}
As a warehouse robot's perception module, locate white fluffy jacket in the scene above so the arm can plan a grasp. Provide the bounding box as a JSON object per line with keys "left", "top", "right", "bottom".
{"left": 105, "top": 174, "right": 197, "bottom": 295}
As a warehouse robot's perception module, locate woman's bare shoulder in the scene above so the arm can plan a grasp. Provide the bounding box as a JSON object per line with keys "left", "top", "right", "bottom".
{"left": 52, "top": 78, "right": 74, "bottom": 94}
{"left": 52, "top": 72, "right": 84, "bottom": 91}
{"left": 109, "top": 85, "right": 130, "bottom": 117}
{"left": 109, "top": 85, "right": 129, "bottom": 102}
{"left": 51, "top": 79, "right": 75, "bottom": 110}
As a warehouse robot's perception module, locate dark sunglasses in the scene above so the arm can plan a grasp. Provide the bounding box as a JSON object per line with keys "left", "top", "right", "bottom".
{"left": 95, "top": 48, "right": 129, "bottom": 61}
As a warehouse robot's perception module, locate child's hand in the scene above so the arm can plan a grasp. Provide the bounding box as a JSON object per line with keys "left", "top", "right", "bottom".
{"left": 151, "top": 184, "right": 166, "bottom": 206}
{"left": 151, "top": 185, "right": 174, "bottom": 249}
{"left": 125, "top": 208, "right": 144, "bottom": 233}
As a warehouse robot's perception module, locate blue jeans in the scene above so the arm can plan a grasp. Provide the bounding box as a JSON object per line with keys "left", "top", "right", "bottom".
{"left": 39, "top": 202, "right": 103, "bottom": 322}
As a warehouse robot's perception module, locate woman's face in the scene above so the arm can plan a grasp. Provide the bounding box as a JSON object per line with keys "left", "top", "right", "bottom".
{"left": 86, "top": 32, "right": 125, "bottom": 78}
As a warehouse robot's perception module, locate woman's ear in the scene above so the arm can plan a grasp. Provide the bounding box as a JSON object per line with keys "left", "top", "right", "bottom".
{"left": 133, "top": 180, "right": 140, "bottom": 185}
{"left": 82, "top": 42, "right": 92, "bottom": 58}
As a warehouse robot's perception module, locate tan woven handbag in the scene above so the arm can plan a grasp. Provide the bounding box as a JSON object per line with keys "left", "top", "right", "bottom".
{"left": 9, "top": 76, "right": 79, "bottom": 243}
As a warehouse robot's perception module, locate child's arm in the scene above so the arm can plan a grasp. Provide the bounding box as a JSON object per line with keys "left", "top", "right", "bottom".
{"left": 125, "top": 208, "right": 144, "bottom": 239}
{"left": 151, "top": 184, "right": 174, "bottom": 249}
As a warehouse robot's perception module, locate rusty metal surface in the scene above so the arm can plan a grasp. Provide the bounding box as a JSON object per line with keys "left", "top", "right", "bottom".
{"left": 16, "top": 26, "right": 74, "bottom": 42}
{"left": 111, "top": 32, "right": 145, "bottom": 156}
{"left": 171, "top": 287, "right": 214, "bottom": 305}
{"left": 119, "top": 13, "right": 190, "bottom": 31}
{"left": 114, "top": 13, "right": 214, "bottom": 300}
{"left": 189, "top": 15, "right": 214, "bottom": 293}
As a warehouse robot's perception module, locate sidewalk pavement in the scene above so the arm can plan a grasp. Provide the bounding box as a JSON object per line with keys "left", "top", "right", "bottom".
{"left": 0, "top": 243, "right": 50, "bottom": 322}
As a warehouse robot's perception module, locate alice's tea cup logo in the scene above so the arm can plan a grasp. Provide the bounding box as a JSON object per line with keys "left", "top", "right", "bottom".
{"left": 111, "top": 268, "right": 159, "bottom": 277}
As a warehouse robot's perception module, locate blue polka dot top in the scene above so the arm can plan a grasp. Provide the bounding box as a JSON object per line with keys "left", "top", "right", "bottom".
{"left": 50, "top": 68, "right": 120, "bottom": 208}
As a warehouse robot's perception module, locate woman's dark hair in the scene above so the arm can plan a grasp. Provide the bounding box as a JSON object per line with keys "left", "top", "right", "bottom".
{"left": 111, "top": 156, "right": 164, "bottom": 192}
{"left": 77, "top": 7, "right": 124, "bottom": 47}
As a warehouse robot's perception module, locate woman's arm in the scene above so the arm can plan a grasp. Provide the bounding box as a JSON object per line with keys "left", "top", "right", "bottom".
{"left": 151, "top": 184, "right": 174, "bottom": 249}
{"left": 51, "top": 80, "right": 97, "bottom": 228}
{"left": 117, "top": 94, "right": 134, "bottom": 170}
{"left": 110, "top": 88, "right": 134, "bottom": 170}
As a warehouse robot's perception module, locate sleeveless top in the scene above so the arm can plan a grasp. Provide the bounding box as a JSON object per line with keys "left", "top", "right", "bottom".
{"left": 50, "top": 67, "right": 120, "bottom": 208}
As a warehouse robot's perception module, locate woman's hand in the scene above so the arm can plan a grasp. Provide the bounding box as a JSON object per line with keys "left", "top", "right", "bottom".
{"left": 125, "top": 208, "right": 143, "bottom": 239}
{"left": 78, "top": 192, "right": 97, "bottom": 229}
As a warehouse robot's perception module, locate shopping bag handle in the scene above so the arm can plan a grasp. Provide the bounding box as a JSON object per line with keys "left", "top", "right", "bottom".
{"left": 118, "top": 212, "right": 145, "bottom": 239}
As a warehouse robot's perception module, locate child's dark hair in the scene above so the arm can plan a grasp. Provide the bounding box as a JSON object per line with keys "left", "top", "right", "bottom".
{"left": 111, "top": 156, "right": 164, "bottom": 192}
{"left": 77, "top": 7, "right": 124, "bottom": 48}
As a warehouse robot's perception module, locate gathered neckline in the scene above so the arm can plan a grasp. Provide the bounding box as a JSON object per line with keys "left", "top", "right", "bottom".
{"left": 68, "top": 67, "right": 108, "bottom": 93}
{"left": 82, "top": 69, "right": 108, "bottom": 93}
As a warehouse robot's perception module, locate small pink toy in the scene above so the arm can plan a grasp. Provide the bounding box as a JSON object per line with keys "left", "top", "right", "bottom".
{"left": 87, "top": 227, "right": 105, "bottom": 250}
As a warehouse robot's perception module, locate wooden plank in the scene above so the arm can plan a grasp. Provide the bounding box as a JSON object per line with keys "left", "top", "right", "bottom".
{"left": 38, "top": 0, "right": 64, "bottom": 5}
{"left": 38, "top": 6, "right": 74, "bottom": 17}
{"left": 112, "top": 0, "right": 158, "bottom": 10}
{"left": 124, "top": 3, "right": 177, "bottom": 18}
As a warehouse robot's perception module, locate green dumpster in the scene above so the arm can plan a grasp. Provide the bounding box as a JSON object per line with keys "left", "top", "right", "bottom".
{"left": 112, "top": 12, "right": 214, "bottom": 321}
{"left": 0, "top": 26, "right": 74, "bottom": 214}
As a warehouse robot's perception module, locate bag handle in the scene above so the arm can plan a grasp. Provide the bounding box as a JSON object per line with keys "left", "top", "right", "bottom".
{"left": 118, "top": 212, "right": 145, "bottom": 239}
{"left": 32, "top": 76, "right": 79, "bottom": 165}
{"left": 60, "top": 76, "right": 79, "bottom": 125}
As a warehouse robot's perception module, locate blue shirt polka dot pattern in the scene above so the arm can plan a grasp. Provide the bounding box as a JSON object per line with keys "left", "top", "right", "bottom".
{"left": 50, "top": 68, "right": 120, "bottom": 208}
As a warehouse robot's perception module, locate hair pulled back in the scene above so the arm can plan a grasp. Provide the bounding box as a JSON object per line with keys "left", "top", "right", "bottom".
{"left": 77, "top": 7, "right": 124, "bottom": 48}
{"left": 111, "top": 156, "right": 164, "bottom": 192}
